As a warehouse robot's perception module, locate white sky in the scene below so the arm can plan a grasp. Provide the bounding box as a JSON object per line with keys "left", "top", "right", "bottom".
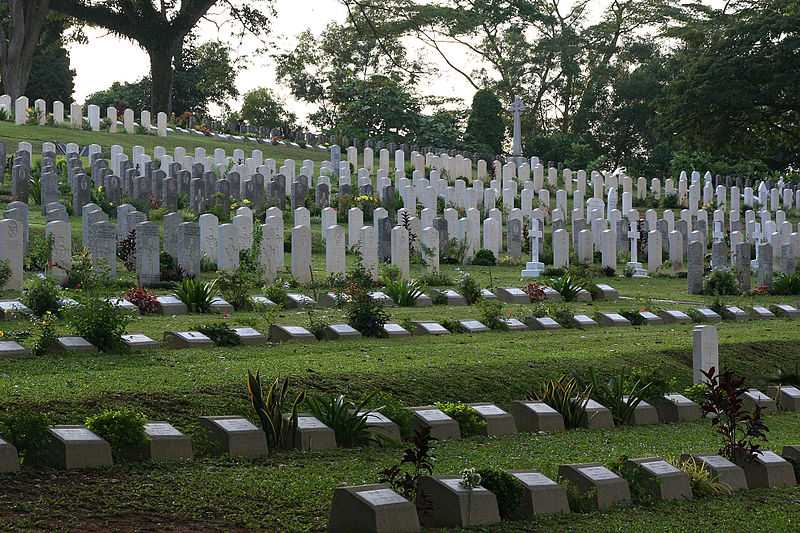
{"left": 66, "top": 1, "right": 723, "bottom": 126}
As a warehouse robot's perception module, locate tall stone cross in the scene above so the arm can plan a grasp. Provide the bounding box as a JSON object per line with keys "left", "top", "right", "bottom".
{"left": 628, "top": 221, "right": 639, "bottom": 263}
{"left": 509, "top": 96, "right": 525, "bottom": 157}
{"left": 530, "top": 217, "right": 542, "bottom": 263}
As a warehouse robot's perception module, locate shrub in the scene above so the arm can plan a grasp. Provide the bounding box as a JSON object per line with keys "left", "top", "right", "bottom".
{"left": 704, "top": 269, "right": 739, "bottom": 296}
{"left": 380, "top": 264, "right": 401, "bottom": 285}
{"left": 478, "top": 299, "right": 508, "bottom": 330}
{"left": 263, "top": 279, "right": 289, "bottom": 307}
{"left": 30, "top": 311, "right": 58, "bottom": 356}
{"left": 196, "top": 322, "right": 240, "bottom": 346}
{"left": 471, "top": 248, "right": 496, "bottom": 266}
{"left": 0, "top": 259, "right": 11, "bottom": 288}
{"left": 305, "top": 309, "right": 329, "bottom": 340}
{"left": 22, "top": 276, "right": 62, "bottom": 317}
{"left": 770, "top": 271, "right": 800, "bottom": 295}
{"left": 575, "top": 368, "right": 656, "bottom": 426}
{"left": 522, "top": 282, "right": 546, "bottom": 302}
{"left": 25, "top": 233, "right": 53, "bottom": 272}
{"left": 0, "top": 410, "right": 51, "bottom": 466}
{"left": 176, "top": 278, "right": 217, "bottom": 313}
{"left": 159, "top": 251, "right": 185, "bottom": 282}
{"left": 123, "top": 287, "right": 161, "bottom": 315}
{"left": 117, "top": 231, "right": 137, "bottom": 271}
{"left": 433, "top": 401, "right": 486, "bottom": 437}
{"left": 64, "top": 295, "right": 133, "bottom": 352}
{"left": 620, "top": 308, "right": 646, "bottom": 326}
{"left": 216, "top": 268, "right": 259, "bottom": 310}
{"left": 63, "top": 249, "right": 112, "bottom": 292}
{"left": 340, "top": 260, "right": 389, "bottom": 337}
{"left": 457, "top": 272, "right": 482, "bottom": 305}
{"left": 85, "top": 409, "right": 148, "bottom": 462}
{"left": 550, "top": 304, "right": 576, "bottom": 327}
{"left": 549, "top": 273, "right": 585, "bottom": 302}
{"left": 417, "top": 271, "right": 453, "bottom": 287}
{"left": 368, "top": 393, "right": 414, "bottom": 439}
{"left": 478, "top": 468, "right": 524, "bottom": 519}
{"left": 247, "top": 372, "right": 305, "bottom": 453}
{"left": 609, "top": 455, "right": 659, "bottom": 505}
{"left": 306, "top": 393, "right": 379, "bottom": 448}
{"left": 675, "top": 456, "right": 734, "bottom": 497}
{"left": 441, "top": 319, "right": 466, "bottom": 333}
{"left": 379, "top": 427, "right": 436, "bottom": 507}
{"left": 383, "top": 278, "right": 424, "bottom": 307}
{"left": 532, "top": 376, "right": 591, "bottom": 429}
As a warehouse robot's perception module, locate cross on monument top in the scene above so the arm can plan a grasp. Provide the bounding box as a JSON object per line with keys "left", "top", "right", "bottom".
{"left": 510, "top": 95, "right": 525, "bottom": 113}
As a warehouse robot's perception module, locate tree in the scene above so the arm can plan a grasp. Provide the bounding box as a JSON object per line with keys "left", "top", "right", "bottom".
{"left": 50, "top": 0, "right": 274, "bottom": 113}
{"left": 85, "top": 79, "right": 149, "bottom": 112}
{"left": 0, "top": 0, "right": 52, "bottom": 103}
{"left": 240, "top": 87, "right": 296, "bottom": 132}
{"left": 463, "top": 89, "right": 504, "bottom": 155}
{"left": 26, "top": 16, "right": 76, "bottom": 104}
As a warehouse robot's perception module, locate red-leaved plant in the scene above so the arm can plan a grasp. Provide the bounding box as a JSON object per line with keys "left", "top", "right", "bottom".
{"left": 523, "top": 282, "right": 546, "bottom": 302}
{"left": 701, "top": 367, "right": 769, "bottom": 462}
{"left": 124, "top": 287, "right": 162, "bottom": 315}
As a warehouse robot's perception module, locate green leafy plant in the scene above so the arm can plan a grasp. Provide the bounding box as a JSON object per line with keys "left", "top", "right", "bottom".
{"left": 550, "top": 304, "right": 576, "bottom": 327}
{"left": 457, "top": 272, "right": 482, "bottom": 304}
{"left": 564, "top": 482, "right": 599, "bottom": 513}
{"left": 683, "top": 383, "right": 709, "bottom": 404}
{"left": 379, "top": 427, "right": 436, "bottom": 507}
{"left": 532, "top": 376, "right": 591, "bottom": 429}
{"left": 433, "top": 401, "right": 486, "bottom": 437}
{"left": 0, "top": 410, "right": 51, "bottom": 466}
{"left": 63, "top": 249, "right": 112, "bottom": 292}
{"left": 441, "top": 318, "right": 466, "bottom": 333}
{"left": 478, "top": 299, "right": 508, "bottom": 330}
{"left": 471, "top": 248, "right": 497, "bottom": 266}
{"left": 117, "top": 231, "right": 137, "bottom": 272}
{"left": 770, "top": 271, "right": 800, "bottom": 295}
{"left": 216, "top": 268, "right": 259, "bottom": 310}
{"left": 549, "top": 273, "right": 585, "bottom": 302}
{"left": 417, "top": 271, "right": 453, "bottom": 287}
{"left": 263, "top": 279, "right": 290, "bottom": 307}
{"left": 22, "top": 276, "right": 62, "bottom": 317}
{"left": 768, "top": 362, "right": 800, "bottom": 387}
{"left": 25, "top": 233, "right": 54, "bottom": 272}
{"left": 478, "top": 468, "right": 524, "bottom": 519}
{"left": 246, "top": 372, "right": 305, "bottom": 453}
{"left": 383, "top": 278, "right": 424, "bottom": 306}
{"left": 575, "top": 368, "right": 655, "bottom": 426}
{"left": 196, "top": 322, "right": 240, "bottom": 346}
{"left": 306, "top": 393, "right": 380, "bottom": 448}
{"left": 523, "top": 282, "right": 546, "bottom": 302}
{"left": 675, "top": 456, "right": 734, "bottom": 497}
{"left": 64, "top": 295, "right": 133, "bottom": 352}
{"left": 609, "top": 455, "right": 658, "bottom": 505}
{"left": 704, "top": 269, "right": 740, "bottom": 296}
{"left": 159, "top": 251, "right": 186, "bottom": 282}
{"left": 305, "top": 309, "right": 330, "bottom": 340}
{"left": 30, "top": 311, "right": 58, "bottom": 356}
{"left": 339, "top": 260, "right": 389, "bottom": 337}
{"left": 176, "top": 278, "right": 217, "bottom": 313}
{"left": 85, "top": 408, "right": 148, "bottom": 462}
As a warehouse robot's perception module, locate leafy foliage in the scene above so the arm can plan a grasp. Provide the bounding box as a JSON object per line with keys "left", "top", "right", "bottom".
{"left": 383, "top": 278, "right": 423, "bottom": 307}
{"left": 770, "top": 271, "right": 800, "bottom": 296}
{"left": 433, "top": 402, "right": 486, "bottom": 437}
{"left": 471, "top": 248, "right": 497, "bottom": 266}
{"left": 30, "top": 311, "right": 58, "bottom": 356}
{"left": 246, "top": 372, "right": 305, "bottom": 453}
{"left": 85, "top": 409, "right": 148, "bottom": 463}
{"left": 123, "top": 287, "right": 161, "bottom": 315}
{"left": 0, "top": 410, "right": 51, "bottom": 466}
{"left": 574, "top": 368, "right": 655, "bottom": 426}
{"left": 478, "top": 468, "right": 524, "bottom": 519}
{"left": 306, "top": 393, "right": 380, "bottom": 448}
{"left": 0, "top": 259, "right": 11, "bottom": 288}
{"left": 379, "top": 427, "right": 436, "bottom": 505}
{"left": 216, "top": 268, "right": 259, "bottom": 310}
{"left": 22, "top": 276, "right": 61, "bottom": 317}
{"left": 64, "top": 295, "right": 133, "bottom": 352}
{"left": 704, "top": 269, "right": 740, "bottom": 296}
{"left": 196, "top": 322, "right": 240, "bottom": 347}
{"left": 457, "top": 272, "right": 482, "bottom": 305}
{"left": 176, "top": 278, "right": 217, "bottom": 314}
{"left": 549, "top": 274, "right": 585, "bottom": 302}
{"left": 675, "top": 456, "right": 734, "bottom": 497}
{"left": 533, "top": 376, "right": 591, "bottom": 429}
{"left": 478, "top": 299, "right": 507, "bottom": 331}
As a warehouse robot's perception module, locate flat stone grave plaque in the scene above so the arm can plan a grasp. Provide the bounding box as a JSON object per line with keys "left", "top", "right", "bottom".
{"left": 510, "top": 401, "right": 565, "bottom": 433}
{"left": 638, "top": 311, "right": 663, "bottom": 325}
{"left": 749, "top": 305, "right": 774, "bottom": 319}
{"left": 572, "top": 314, "right": 598, "bottom": 328}
{"left": 657, "top": 310, "right": 692, "bottom": 324}
{"left": 121, "top": 334, "right": 158, "bottom": 350}
{"left": 782, "top": 445, "right": 800, "bottom": 464}
{"left": 558, "top": 463, "right": 631, "bottom": 511}
{"left": 692, "top": 307, "right": 722, "bottom": 323}
{"left": 383, "top": 323, "right": 411, "bottom": 337}
{"left": 317, "top": 292, "right": 340, "bottom": 307}
{"left": 269, "top": 324, "right": 317, "bottom": 342}
{"left": 233, "top": 327, "right": 267, "bottom": 345}
{"left": 410, "top": 407, "right": 460, "bottom": 440}
{"left": 156, "top": 295, "right": 188, "bottom": 315}
{"left": 108, "top": 298, "right": 139, "bottom": 312}
{"left": 436, "top": 289, "right": 466, "bottom": 306}
{"left": 414, "top": 293, "right": 433, "bottom": 307}
{"left": 413, "top": 321, "right": 450, "bottom": 335}
{"left": 542, "top": 287, "right": 562, "bottom": 301}
{"left": 584, "top": 399, "right": 614, "bottom": 429}
{"left": 737, "top": 450, "right": 796, "bottom": 489}
{"left": 48, "top": 425, "right": 112, "bottom": 469}
{"left": 144, "top": 422, "right": 193, "bottom": 460}
{"left": 199, "top": 416, "right": 267, "bottom": 458}
{"left": 285, "top": 293, "right": 316, "bottom": 309}
{"left": 657, "top": 393, "right": 701, "bottom": 423}
{"left": 361, "top": 411, "right": 401, "bottom": 442}
{"left": 249, "top": 295, "right": 276, "bottom": 308}
{"left": 295, "top": 415, "right": 337, "bottom": 451}
{"left": 493, "top": 287, "right": 529, "bottom": 304}
{"left": 510, "top": 471, "right": 569, "bottom": 517}
{"left": 594, "top": 284, "right": 619, "bottom": 300}
{"left": 526, "top": 317, "right": 561, "bottom": 330}
{"left": 55, "top": 336, "right": 97, "bottom": 353}
{"left": 722, "top": 306, "right": 748, "bottom": 320}
{"left": 501, "top": 318, "right": 528, "bottom": 331}
{"left": 596, "top": 312, "right": 630, "bottom": 327}
{"left": 458, "top": 320, "right": 489, "bottom": 333}
{"left": 0, "top": 340, "right": 31, "bottom": 357}
{"left": 0, "top": 437, "right": 19, "bottom": 472}
{"left": 684, "top": 454, "right": 747, "bottom": 491}
{"left": 369, "top": 291, "right": 396, "bottom": 307}
{"left": 469, "top": 403, "right": 516, "bottom": 436}
{"left": 627, "top": 458, "right": 692, "bottom": 501}
{"left": 417, "top": 476, "right": 500, "bottom": 528}
{"left": 576, "top": 288, "right": 592, "bottom": 302}
{"left": 742, "top": 389, "right": 776, "bottom": 412}
{"left": 772, "top": 386, "right": 800, "bottom": 411}
{"left": 210, "top": 297, "right": 235, "bottom": 314}
{"left": 323, "top": 323, "right": 362, "bottom": 340}
{"left": 622, "top": 396, "right": 659, "bottom": 425}
{"left": 480, "top": 288, "right": 497, "bottom": 300}
{"left": 329, "top": 484, "right": 420, "bottom": 533}
{"left": 59, "top": 297, "right": 79, "bottom": 308}
{"left": 0, "top": 300, "right": 32, "bottom": 319}
{"left": 770, "top": 304, "right": 800, "bottom": 318}
{"left": 163, "top": 331, "right": 213, "bottom": 348}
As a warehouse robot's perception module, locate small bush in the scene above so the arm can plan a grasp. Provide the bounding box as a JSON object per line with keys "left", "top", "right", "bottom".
{"left": 117, "top": 231, "right": 137, "bottom": 271}
{"left": 550, "top": 304, "right": 576, "bottom": 327}
{"left": 771, "top": 271, "right": 800, "bottom": 295}
{"left": 217, "top": 268, "right": 259, "bottom": 310}
{"left": 441, "top": 319, "right": 466, "bottom": 333}
{"left": 532, "top": 376, "right": 591, "bottom": 429}
{"left": 417, "top": 271, "right": 453, "bottom": 287}
{"left": 342, "top": 259, "right": 389, "bottom": 337}
{"left": 85, "top": 409, "right": 148, "bottom": 462}
{"left": 123, "top": 287, "right": 162, "bottom": 315}
{"left": 434, "top": 401, "right": 486, "bottom": 437}
{"left": 478, "top": 468, "right": 524, "bottom": 519}
{"left": 675, "top": 456, "right": 734, "bottom": 497}
{"left": 0, "top": 410, "right": 51, "bottom": 466}
{"left": 196, "top": 322, "right": 240, "bottom": 346}
{"left": 704, "top": 269, "right": 739, "bottom": 296}
{"left": 25, "top": 233, "right": 53, "bottom": 272}
{"left": 64, "top": 295, "right": 133, "bottom": 352}
{"left": 263, "top": 279, "right": 289, "bottom": 307}
{"left": 305, "top": 309, "right": 329, "bottom": 340}
{"left": 384, "top": 278, "right": 424, "bottom": 306}
{"left": 478, "top": 299, "right": 508, "bottom": 330}
{"left": 471, "top": 248, "right": 496, "bottom": 266}
{"left": 63, "top": 249, "right": 112, "bottom": 291}
{"left": 306, "top": 393, "right": 378, "bottom": 448}
{"left": 549, "top": 274, "right": 585, "bottom": 302}
{"left": 457, "top": 272, "right": 482, "bottom": 305}
{"left": 159, "top": 251, "right": 185, "bottom": 282}
{"left": 176, "top": 278, "right": 217, "bottom": 313}
{"left": 22, "top": 276, "right": 62, "bottom": 317}
{"left": 30, "top": 311, "right": 58, "bottom": 356}
{"left": 522, "top": 282, "right": 546, "bottom": 302}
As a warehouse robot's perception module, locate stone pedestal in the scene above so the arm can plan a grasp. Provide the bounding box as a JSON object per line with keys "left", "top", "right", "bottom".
{"left": 558, "top": 463, "right": 631, "bottom": 511}
{"left": 410, "top": 407, "right": 460, "bottom": 440}
{"left": 683, "top": 454, "right": 747, "bottom": 491}
{"left": 737, "top": 451, "right": 796, "bottom": 488}
{"left": 328, "top": 484, "right": 420, "bottom": 533}
{"left": 269, "top": 325, "right": 317, "bottom": 343}
{"left": 294, "top": 415, "right": 337, "bottom": 451}
{"left": 469, "top": 403, "right": 516, "bottom": 436}
{"left": 199, "top": 416, "right": 267, "bottom": 459}
{"left": 584, "top": 399, "right": 614, "bottom": 429}
{"left": 0, "top": 437, "right": 19, "bottom": 472}
{"left": 163, "top": 331, "right": 213, "bottom": 349}
{"left": 625, "top": 458, "right": 693, "bottom": 501}
{"left": 417, "top": 476, "right": 500, "bottom": 528}
{"left": 521, "top": 261, "right": 544, "bottom": 278}
{"left": 656, "top": 394, "right": 701, "bottom": 423}
{"left": 510, "top": 471, "right": 569, "bottom": 518}
{"left": 510, "top": 401, "right": 565, "bottom": 433}
{"left": 47, "top": 425, "right": 113, "bottom": 469}
{"left": 144, "top": 422, "right": 193, "bottom": 460}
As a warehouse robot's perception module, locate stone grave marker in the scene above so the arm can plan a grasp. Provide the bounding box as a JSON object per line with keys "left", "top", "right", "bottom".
{"left": 413, "top": 322, "right": 450, "bottom": 335}
{"left": 323, "top": 324, "right": 362, "bottom": 340}
{"left": 121, "top": 334, "right": 159, "bottom": 350}
{"left": 249, "top": 295, "right": 276, "bottom": 309}
{"left": 572, "top": 314, "right": 598, "bottom": 328}
{"left": 468, "top": 403, "right": 516, "bottom": 436}
{"left": 501, "top": 318, "right": 528, "bottom": 331}
{"left": 558, "top": 463, "right": 631, "bottom": 511}
{"left": 368, "top": 291, "right": 395, "bottom": 307}
{"left": 210, "top": 297, "right": 234, "bottom": 315}
{"left": 782, "top": 445, "right": 800, "bottom": 465}
{"left": 199, "top": 416, "right": 267, "bottom": 459}
{"left": 721, "top": 306, "right": 748, "bottom": 320}
{"left": 638, "top": 311, "right": 663, "bottom": 325}
{"left": 584, "top": 399, "right": 614, "bottom": 429}
{"left": 156, "top": 295, "right": 188, "bottom": 315}
{"left": 509, "top": 471, "right": 569, "bottom": 517}
{"left": 769, "top": 304, "right": 800, "bottom": 318}
{"left": 525, "top": 317, "right": 561, "bottom": 331}
{"left": 294, "top": 415, "right": 337, "bottom": 451}
{"left": 458, "top": 320, "right": 489, "bottom": 333}
{"left": 417, "top": 476, "right": 500, "bottom": 528}
{"left": 362, "top": 412, "right": 401, "bottom": 442}
{"left": 749, "top": 305, "right": 775, "bottom": 319}
{"left": 741, "top": 389, "right": 776, "bottom": 412}
{"left": 593, "top": 284, "right": 619, "bottom": 300}
{"left": 144, "top": 422, "right": 193, "bottom": 460}
{"left": 596, "top": 312, "right": 631, "bottom": 327}
{"left": 410, "top": 407, "right": 461, "bottom": 440}
{"left": 737, "top": 450, "right": 796, "bottom": 489}
{"left": 657, "top": 310, "right": 692, "bottom": 324}
{"left": 771, "top": 386, "right": 800, "bottom": 411}
{"left": 692, "top": 307, "right": 722, "bottom": 323}
{"left": 269, "top": 325, "right": 317, "bottom": 343}
{"left": 54, "top": 336, "right": 97, "bottom": 353}
{"left": 47, "top": 425, "right": 113, "bottom": 469}
{"left": 493, "top": 287, "right": 529, "bottom": 304}
{"left": 285, "top": 293, "right": 316, "bottom": 309}
{"left": 0, "top": 340, "right": 31, "bottom": 357}
{"left": 414, "top": 293, "right": 433, "bottom": 307}
{"left": 430, "top": 288, "right": 466, "bottom": 306}
{"left": 383, "top": 323, "right": 411, "bottom": 337}
{"left": 683, "top": 454, "right": 747, "bottom": 491}
{"left": 509, "top": 401, "right": 565, "bottom": 433}
{"left": 109, "top": 297, "right": 138, "bottom": 313}
{"left": 0, "top": 437, "right": 19, "bottom": 472}
{"left": 232, "top": 327, "right": 267, "bottom": 345}
{"left": 656, "top": 394, "right": 701, "bottom": 423}
{"left": 163, "top": 331, "right": 214, "bottom": 349}
{"left": 622, "top": 396, "right": 659, "bottom": 425}
{"left": 328, "top": 484, "right": 420, "bottom": 533}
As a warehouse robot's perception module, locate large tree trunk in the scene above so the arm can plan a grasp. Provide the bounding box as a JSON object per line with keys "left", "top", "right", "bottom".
{"left": 0, "top": 0, "right": 51, "bottom": 103}
{"left": 147, "top": 45, "right": 179, "bottom": 114}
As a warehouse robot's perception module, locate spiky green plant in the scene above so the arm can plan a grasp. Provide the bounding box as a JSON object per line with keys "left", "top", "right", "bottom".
{"left": 549, "top": 274, "right": 585, "bottom": 302}
{"left": 575, "top": 368, "right": 655, "bottom": 426}
{"left": 383, "top": 279, "right": 424, "bottom": 307}
{"left": 246, "top": 372, "right": 305, "bottom": 453}
{"left": 306, "top": 393, "right": 382, "bottom": 448}
{"left": 532, "top": 376, "right": 591, "bottom": 429}
{"left": 175, "top": 278, "right": 217, "bottom": 313}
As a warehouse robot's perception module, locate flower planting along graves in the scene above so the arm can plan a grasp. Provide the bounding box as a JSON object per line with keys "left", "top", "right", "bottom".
{"left": 621, "top": 458, "right": 693, "bottom": 502}
{"left": 328, "top": 484, "right": 420, "bottom": 533}
{"left": 143, "top": 422, "right": 193, "bottom": 461}
{"left": 417, "top": 475, "right": 501, "bottom": 528}
{"left": 509, "top": 401, "right": 566, "bottom": 433}
{"left": 655, "top": 393, "right": 702, "bottom": 423}
{"left": 269, "top": 324, "right": 317, "bottom": 343}
{"left": 163, "top": 331, "right": 214, "bottom": 349}
{"left": 558, "top": 463, "right": 632, "bottom": 511}
{"left": 681, "top": 454, "right": 748, "bottom": 491}
{"left": 467, "top": 403, "right": 517, "bottom": 436}
{"left": 508, "top": 471, "right": 570, "bottom": 518}
{"left": 410, "top": 407, "right": 461, "bottom": 440}
{"left": 199, "top": 416, "right": 267, "bottom": 459}
{"left": 47, "top": 425, "right": 113, "bottom": 470}
{"left": 0, "top": 437, "right": 19, "bottom": 473}
{"left": 293, "top": 414, "right": 337, "bottom": 451}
